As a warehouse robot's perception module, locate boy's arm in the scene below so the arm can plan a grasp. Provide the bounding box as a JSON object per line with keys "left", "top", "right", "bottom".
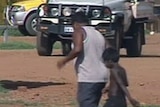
{"left": 111, "top": 69, "right": 140, "bottom": 107}
{"left": 102, "top": 80, "right": 110, "bottom": 94}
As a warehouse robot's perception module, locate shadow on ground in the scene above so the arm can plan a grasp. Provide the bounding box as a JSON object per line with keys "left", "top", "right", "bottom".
{"left": 0, "top": 80, "right": 66, "bottom": 90}
{"left": 38, "top": 54, "right": 65, "bottom": 57}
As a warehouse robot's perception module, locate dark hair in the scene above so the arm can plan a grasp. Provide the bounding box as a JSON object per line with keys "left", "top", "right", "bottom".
{"left": 71, "top": 11, "right": 89, "bottom": 24}
{"left": 102, "top": 47, "right": 120, "bottom": 63}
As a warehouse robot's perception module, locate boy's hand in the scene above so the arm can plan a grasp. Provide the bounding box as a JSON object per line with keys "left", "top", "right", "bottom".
{"left": 129, "top": 98, "right": 140, "bottom": 107}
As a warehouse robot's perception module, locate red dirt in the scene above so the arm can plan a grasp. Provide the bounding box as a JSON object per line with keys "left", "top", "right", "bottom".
{"left": 0, "top": 34, "right": 160, "bottom": 106}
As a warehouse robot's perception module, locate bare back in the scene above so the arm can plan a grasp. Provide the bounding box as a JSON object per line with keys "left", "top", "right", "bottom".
{"left": 108, "top": 65, "right": 128, "bottom": 97}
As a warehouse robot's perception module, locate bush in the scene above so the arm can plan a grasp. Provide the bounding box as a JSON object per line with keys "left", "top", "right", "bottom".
{"left": 0, "top": 0, "right": 25, "bottom": 24}
{"left": 0, "top": 0, "right": 7, "bottom": 24}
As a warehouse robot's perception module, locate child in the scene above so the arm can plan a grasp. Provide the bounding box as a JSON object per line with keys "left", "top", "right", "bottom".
{"left": 102, "top": 47, "right": 140, "bottom": 107}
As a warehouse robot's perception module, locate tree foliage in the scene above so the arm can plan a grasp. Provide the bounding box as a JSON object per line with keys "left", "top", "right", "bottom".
{"left": 0, "top": 0, "right": 7, "bottom": 24}
{"left": 0, "top": 0, "right": 25, "bottom": 24}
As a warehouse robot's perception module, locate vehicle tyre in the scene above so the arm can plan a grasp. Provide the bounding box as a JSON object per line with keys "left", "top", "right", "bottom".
{"left": 61, "top": 41, "right": 71, "bottom": 56}
{"left": 36, "top": 32, "right": 53, "bottom": 56}
{"left": 114, "top": 25, "right": 123, "bottom": 52}
{"left": 110, "top": 24, "right": 123, "bottom": 54}
{"left": 25, "top": 12, "right": 37, "bottom": 36}
{"left": 18, "top": 25, "right": 29, "bottom": 36}
{"left": 126, "top": 23, "right": 143, "bottom": 57}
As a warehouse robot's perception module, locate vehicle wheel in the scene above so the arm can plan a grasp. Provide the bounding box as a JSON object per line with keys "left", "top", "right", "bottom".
{"left": 126, "top": 23, "right": 143, "bottom": 57}
{"left": 115, "top": 26, "right": 123, "bottom": 52}
{"left": 18, "top": 25, "right": 29, "bottom": 36}
{"left": 25, "top": 12, "right": 37, "bottom": 36}
{"left": 36, "top": 32, "right": 53, "bottom": 56}
{"left": 61, "top": 41, "right": 71, "bottom": 56}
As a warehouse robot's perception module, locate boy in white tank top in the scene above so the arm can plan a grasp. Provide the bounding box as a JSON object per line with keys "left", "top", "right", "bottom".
{"left": 57, "top": 11, "right": 110, "bottom": 107}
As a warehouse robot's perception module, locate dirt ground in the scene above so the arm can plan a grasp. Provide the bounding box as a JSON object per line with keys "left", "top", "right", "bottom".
{"left": 0, "top": 34, "right": 160, "bottom": 107}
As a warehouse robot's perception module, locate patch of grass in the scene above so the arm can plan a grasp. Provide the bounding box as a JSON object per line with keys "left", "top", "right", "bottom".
{"left": 0, "top": 99, "right": 45, "bottom": 107}
{"left": 54, "top": 100, "right": 78, "bottom": 107}
{"left": 0, "top": 84, "right": 45, "bottom": 107}
{"left": 0, "top": 84, "right": 10, "bottom": 93}
{"left": 140, "top": 105, "right": 160, "bottom": 107}
{"left": 0, "top": 41, "right": 63, "bottom": 50}
{"left": 0, "top": 41, "right": 35, "bottom": 50}
{"left": 67, "top": 100, "right": 78, "bottom": 107}
{"left": 100, "top": 100, "right": 160, "bottom": 107}
{"left": 128, "top": 105, "right": 160, "bottom": 107}
{"left": 53, "top": 42, "right": 62, "bottom": 49}
{"left": 0, "top": 28, "right": 22, "bottom": 36}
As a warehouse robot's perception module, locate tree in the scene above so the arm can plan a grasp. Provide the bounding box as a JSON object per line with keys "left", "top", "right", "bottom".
{"left": 0, "top": 0, "right": 8, "bottom": 24}
{"left": 0, "top": 0, "right": 25, "bottom": 24}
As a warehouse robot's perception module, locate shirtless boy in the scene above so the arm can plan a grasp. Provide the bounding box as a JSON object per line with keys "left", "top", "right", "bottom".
{"left": 102, "top": 47, "right": 140, "bottom": 107}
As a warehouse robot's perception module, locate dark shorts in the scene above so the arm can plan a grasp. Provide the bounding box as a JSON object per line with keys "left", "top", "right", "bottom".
{"left": 103, "top": 95, "right": 127, "bottom": 107}
{"left": 77, "top": 82, "right": 106, "bottom": 107}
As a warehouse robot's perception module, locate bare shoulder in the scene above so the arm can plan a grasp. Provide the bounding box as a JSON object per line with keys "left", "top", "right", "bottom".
{"left": 73, "top": 28, "right": 84, "bottom": 35}
{"left": 112, "top": 65, "right": 126, "bottom": 73}
{"left": 73, "top": 27, "right": 86, "bottom": 41}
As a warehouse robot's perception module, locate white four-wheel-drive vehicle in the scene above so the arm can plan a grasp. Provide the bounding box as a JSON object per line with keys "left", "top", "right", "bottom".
{"left": 36, "top": 0, "right": 154, "bottom": 56}
{"left": 4, "top": 0, "right": 46, "bottom": 36}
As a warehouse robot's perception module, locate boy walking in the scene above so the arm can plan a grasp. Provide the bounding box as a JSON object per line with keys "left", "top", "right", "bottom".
{"left": 102, "top": 47, "right": 140, "bottom": 107}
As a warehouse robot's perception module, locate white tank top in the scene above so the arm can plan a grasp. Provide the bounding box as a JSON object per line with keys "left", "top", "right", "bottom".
{"left": 74, "top": 26, "right": 109, "bottom": 83}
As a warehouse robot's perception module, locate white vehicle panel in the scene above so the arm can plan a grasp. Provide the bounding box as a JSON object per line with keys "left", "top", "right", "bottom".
{"left": 131, "top": 0, "right": 154, "bottom": 19}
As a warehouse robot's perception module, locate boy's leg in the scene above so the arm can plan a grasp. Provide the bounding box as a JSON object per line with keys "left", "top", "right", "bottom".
{"left": 77, "top": 82, "right": 105, "bottom": 107}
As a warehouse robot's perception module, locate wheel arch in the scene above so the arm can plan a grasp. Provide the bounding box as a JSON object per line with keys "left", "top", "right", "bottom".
{"left": 24, "top": 9, "right": 37, "bottom": 25}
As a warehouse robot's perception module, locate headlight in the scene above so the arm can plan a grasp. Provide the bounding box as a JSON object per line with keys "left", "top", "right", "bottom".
{"left": 11, "top": 6, "right": 25, "bottom": 12}
{"left": 63, "top": 7, "right": 72, "bottom": 16}
{"left": 92, "top": 9, "right": 101, "bottom": 18}
{"left": 51, "top": 8, "right": 59, "bottom": 16}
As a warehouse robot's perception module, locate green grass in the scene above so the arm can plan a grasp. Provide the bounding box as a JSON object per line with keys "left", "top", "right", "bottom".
{"left": 0, "top": 83, "right": 45, "bottom": 107}
{"left": 0, "top": 28, "right": 22, "bottom": 36}
{"left": 0, "top": 41, "right": 35, "bottom": 50}
{"left": 0, "top": 99, "right": 45, "bottom": 107}
{"left": 0, "top": 84, "right": 159, "bottom": 107}
{"left": 0, "top": 41, "right": 62, "bottom": 50}
{"left": 0, "top": 83, "right": 10, "bottom": 93}
{"left": 131, "top": 105, "right": 160, "bottom": 107}
{"left": 141, "top": 105, "right": 160, "bottom": 107}
{"left": 53, "top": 42, "right": 62, "bottom": 49}
{"left": 99, "top": 100, "right": 160, "bottom": 107}
{"left": 0, "top": 84, "right": 10, "bottom": 93}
